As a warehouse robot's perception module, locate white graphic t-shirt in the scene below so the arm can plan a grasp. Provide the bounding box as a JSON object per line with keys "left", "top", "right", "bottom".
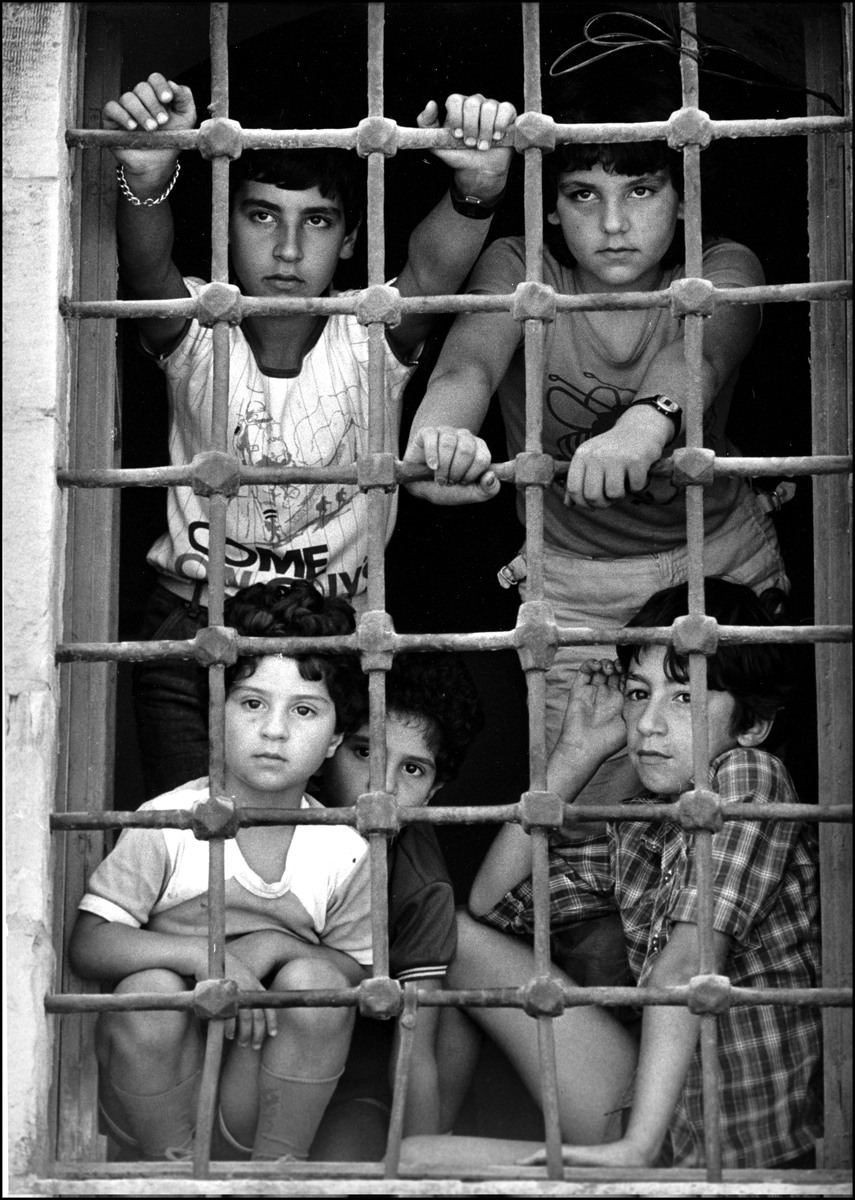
{"left": 146, "top": 278, "right": 417, "bottom": 601}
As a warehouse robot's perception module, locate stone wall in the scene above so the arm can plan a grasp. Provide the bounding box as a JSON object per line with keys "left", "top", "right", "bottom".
{"left": 3, "top": 2, "right": 79, "bottom": 1186}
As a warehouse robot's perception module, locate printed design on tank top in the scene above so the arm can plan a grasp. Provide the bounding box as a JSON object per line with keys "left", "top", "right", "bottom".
{"left": 545, "top": 370, "right": 681, "bottom": 506}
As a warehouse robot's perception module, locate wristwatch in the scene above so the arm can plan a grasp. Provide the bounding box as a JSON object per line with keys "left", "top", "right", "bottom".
{"left": 449, "top": 178, "right": 505, "bottom": 219}
{"left": 626, "top": 394, "right": 682, "bottom": 445}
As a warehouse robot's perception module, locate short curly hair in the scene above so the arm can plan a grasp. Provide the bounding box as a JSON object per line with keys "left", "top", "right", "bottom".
{"left": 223, "top": 581, "right": 365, "bottom": 734}
{"left": 616, "top": 577, "right": 797, "bottom": 738}
{"left": 359, "top": 653, "right": 484, "bottom": 785}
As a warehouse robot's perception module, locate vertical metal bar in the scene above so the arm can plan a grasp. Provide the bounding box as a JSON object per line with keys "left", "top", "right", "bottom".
{"left": 384, "top": 982, "right": 418, "bottom": 1178}
{"left": 536, "top": 1016, "right": 564, "bottom": 1182}
{"left": 694, "top": 826, "right": 722, "bottom": 1180}
{"left": 192, "top": 969, "right": 226, "bottom": 1179}
{"left": 192, "top": 4, "right": 232, "bottom": 1179}
{"left": 209, "top": 3, "right": 229, "bottom": 120}
{"left": 369, "top": 832, "right": 390, "bottom": 978}
{"left": 678, "top": 5, "right": 703, "bottom": 278}
{"left": 531, "top": 828, "right": 563, "bottom": 1180}
{"left": 678, "top": 5, "right": 724, "bottom": 1181}
{"left": 806, "top": 5, "right": 852, "bottom": 1169}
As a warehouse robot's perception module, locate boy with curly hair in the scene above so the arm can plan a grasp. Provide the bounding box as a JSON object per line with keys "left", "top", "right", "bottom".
{"left": 70, "top": 582, "right": 373, "bottom": 1163}
{"left": 310, "top": 652, "right": 484, "bottom": 1160}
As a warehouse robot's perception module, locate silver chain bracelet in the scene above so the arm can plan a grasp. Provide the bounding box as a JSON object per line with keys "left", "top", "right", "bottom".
{"left": 116, "top": 161, "right": 181, "bottom": 206}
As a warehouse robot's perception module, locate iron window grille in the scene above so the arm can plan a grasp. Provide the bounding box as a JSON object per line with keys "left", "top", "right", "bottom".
{"left": 47, "top": 1, "right": 851, "bottom": 1191}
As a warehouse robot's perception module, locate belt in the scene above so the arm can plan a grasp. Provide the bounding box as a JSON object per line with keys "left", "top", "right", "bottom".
{"left": 160, "top": 576, "right": 210, "bottom": 612}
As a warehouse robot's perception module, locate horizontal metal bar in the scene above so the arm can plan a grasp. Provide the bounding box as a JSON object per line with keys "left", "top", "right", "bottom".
{"left": 39, "top": 1160, "right": 855, "bottom": 1190}
{"left": 49, "top": 799, "right": 852, "bottom": 833}
{"left": 64, "top": 112, "right": 851, "bottom": 154}
{"left": 42, "top": 982, "right": 853, "bottom": 1016}
{"left": 54, "top": 453, "right": 854, "bottom": 491}
{"left": 60, "top": 279, "right": 851, "bottom": 321}
{"left": 53, "top": 620, "right": 853, "bottom": 665}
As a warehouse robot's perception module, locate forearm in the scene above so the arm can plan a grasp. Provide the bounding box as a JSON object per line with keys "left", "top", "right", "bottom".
{"left": 227, "top": 929, "right": 367, "bottom": 986}
{"left": 469, "top": 822, "right": 533, "bottom": 916}
{"left": 115, "top": 161, "right": 180, "bottom": 295}
{"left": 69, "top": 916, "right": 208, "bottom": 984}
{"left": 404, "top": 169, "right": 506, "bottom": 300}
{"left": 622, "top": 1003, "right": 700, "bottom": 1164}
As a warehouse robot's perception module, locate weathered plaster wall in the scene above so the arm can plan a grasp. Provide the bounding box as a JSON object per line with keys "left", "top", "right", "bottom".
{"left": 3, "top": 1, "right": 79, "bottom": 1186}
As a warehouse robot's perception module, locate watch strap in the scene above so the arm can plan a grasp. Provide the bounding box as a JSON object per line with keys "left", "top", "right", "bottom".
{"left": 449, "top": 178, "right": 505, "bottom": 219}
{"left": 626, "top": 394, "right": 682, "bottom": 445}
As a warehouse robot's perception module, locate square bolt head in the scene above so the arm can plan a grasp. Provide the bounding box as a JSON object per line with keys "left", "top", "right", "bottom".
{"left": 671, "top": 446, "right": 716, "bottom": 487}
{"left": 196, "top": 282, "right": 243, "bottom": 327}
{"left": 666, "top": 107, "right": 713, "bottom": 150}
{"left": 357, "top": 451, "right": 397, "bottom": 493}
{"left": 514, "top": 111, "right": 557, "bottom": 152}
{"left": 355, "top": 284, "right": 402, "bottom": 328}
{"left": 358, "top": 975, "right": 403, "bottom": 1019}
{"left": 515, "top": 600, "right": 559, "bottom": 672}
{"left": 191, "top": 794, "right": 240, "bottom": 840}
{"left": 520, "top": 791, "right": 564, "bottom": 833}
{"left": 686, "top": 973, "right": 732, "bottom": 1014}
{"left": 197, "top": 117, "right": 244, "bottom": 161}
{"left": 194, "top": 624, "right": 239, "bottom": 668}
{"left": 671, "top": 614, "right": 719, "bottom": 656}
{"left": 190, "top": 450, "right": 242, "bottom": 498}
{"left": 670, "top": 277, "right": 716, "bottom": 319}
{"left": 677, "top": 788, "right": 724, "bottom": 833}
{"left": 194, "top": 978, "right": 239, "bottom": 1020}
{"left": 356, "top": 116, "right": 398, "bottom": 157}
{"left": 514, "top": 451, "right": 554, "bottom": 488}
{"left": 356, "top": 791, "right": 399, "bottom": 836}
{"left": 357, "top": 609, "right": 396, "bottom": 671}
{"left": 523, "top": 975, "right": 565, "bottom": 1018}
{"left": 512, "top": 281, "right": 556, "bottom": 324}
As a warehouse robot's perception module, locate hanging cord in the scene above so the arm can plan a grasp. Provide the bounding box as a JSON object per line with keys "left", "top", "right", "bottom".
{"left": 549, "top": 10, "right": 844, "bottom": 116}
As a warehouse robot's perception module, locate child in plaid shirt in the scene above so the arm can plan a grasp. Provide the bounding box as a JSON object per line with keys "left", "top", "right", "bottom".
{"left": 451, "top": 577, "right": 821, "bottom": 1169}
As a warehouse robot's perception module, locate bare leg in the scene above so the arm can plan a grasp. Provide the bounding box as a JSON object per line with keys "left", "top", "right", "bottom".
{"left": 219, "top": 957, "right": 356, "bottom": 1159}
{"left": 449, "top": 913, "right": 637, "bottom": 1145}
{"left": 96, "top": 969, "right": 203, "bottom": 1157}
{"left": 435, "top": 1004, "right": 483, "bottom": 1133}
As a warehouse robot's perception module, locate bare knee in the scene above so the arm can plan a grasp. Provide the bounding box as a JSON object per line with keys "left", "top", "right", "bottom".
{"left": 270, "top": 958, "right": 353, "bottom": 1038}
{"left": 101, "top": 969, "right": 194, "bottom": 1057}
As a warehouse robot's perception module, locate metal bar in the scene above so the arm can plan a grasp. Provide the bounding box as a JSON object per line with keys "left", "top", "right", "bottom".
{"left": 44, "top": 983, "right": 853, "bottom": 1016}
{"left": 64, "top": 113, "right": 852, "bottom": 152}
{"left": 192, "top": 1019, "right": 224, "bottom": 1179}
{"left": 698, "top": 1014, "right": 722, "bottom": 1181}
{"left": 49, "top": 800, "right": 854, "bottom": 834}
{"left": 384, "top": 983, "right": 418, "bottom": 1179}
{"left": 52, "top": 620, "right": 853, "bottom": 664}
{"left": 58, "top": 277, "right": 853, "bottom": 320}
{"left": 536, "top": 1015, "right": 565, "bottom": 1182}
{"left": 209, "top": 3, "right": 229, "bottom": 121}
{"left": 368, "top": 833, "right": 390, "bottom": 979}
{"left": 54, "top": 451, "right": 855, "bottom": 492}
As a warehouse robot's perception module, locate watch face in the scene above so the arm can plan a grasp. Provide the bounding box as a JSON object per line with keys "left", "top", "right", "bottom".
{"left": 659, "top": 397, "right": 680, "bottom": 415}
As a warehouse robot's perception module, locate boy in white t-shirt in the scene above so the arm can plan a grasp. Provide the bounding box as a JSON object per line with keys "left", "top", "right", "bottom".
{"left": 102, "top": 71, "right": 516, "bottom": 797}
{"left": 70, "top": 582, "right": 372, "bottom": 1162}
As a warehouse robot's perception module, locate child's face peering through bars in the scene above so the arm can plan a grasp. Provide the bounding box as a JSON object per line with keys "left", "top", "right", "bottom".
{"left": 623, "top": 646, "right": 773, "bottom": 797}
{"left": 548, "top": 163, "right": 684, "bottom": 293}
{"left": 224, "top": 654, "right": 343, "bottom": 807}
{"left": 323, "top": 714, "right": 441, "bottom": 810}
{"left": 228, "top": 181, "right": 358, "bottom": 300}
